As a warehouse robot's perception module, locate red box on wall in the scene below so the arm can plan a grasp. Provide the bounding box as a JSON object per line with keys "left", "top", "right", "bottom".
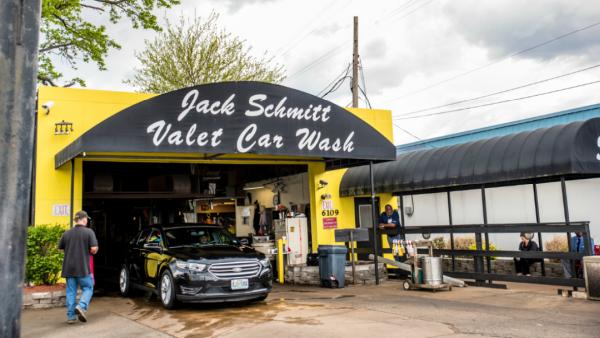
{"left": 323, "top": 217, "right": 338, "bottom": 229}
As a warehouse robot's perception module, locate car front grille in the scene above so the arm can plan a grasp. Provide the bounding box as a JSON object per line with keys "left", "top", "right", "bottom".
{"left": 208, "top": 260, "right": 261, "bottom": 279}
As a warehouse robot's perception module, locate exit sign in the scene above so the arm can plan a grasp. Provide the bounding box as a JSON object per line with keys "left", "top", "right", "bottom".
{"left": 52, "top": 204, "right": 70, "bottom": 217}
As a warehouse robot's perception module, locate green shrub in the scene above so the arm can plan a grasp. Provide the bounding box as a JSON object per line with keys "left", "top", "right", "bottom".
{"left": 432, "top": 236, "right": 446, "bottom": 249}
{"left": 26, "top": 225, "right": 66, "bottom": 285}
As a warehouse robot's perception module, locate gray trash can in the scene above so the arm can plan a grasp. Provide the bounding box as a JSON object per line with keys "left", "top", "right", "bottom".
{"left": 318, "top": 245, "right": 348, "bottom": 288}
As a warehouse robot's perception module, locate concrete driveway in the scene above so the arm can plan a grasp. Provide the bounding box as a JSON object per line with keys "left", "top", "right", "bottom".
{"left": 21, "top": 281, "right": 600, "bottom": 338}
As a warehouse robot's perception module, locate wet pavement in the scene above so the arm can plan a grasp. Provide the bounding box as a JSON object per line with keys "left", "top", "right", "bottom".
{"left": 21, "top": 281, "right": 600, "bottom": 338}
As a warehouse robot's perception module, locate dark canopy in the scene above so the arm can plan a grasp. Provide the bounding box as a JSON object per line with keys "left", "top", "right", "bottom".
{"left": 55, "top": 81, "right": 395, "bottom": 169}
{"left": 340, "top": 118, "right": 600, "bottom": 196}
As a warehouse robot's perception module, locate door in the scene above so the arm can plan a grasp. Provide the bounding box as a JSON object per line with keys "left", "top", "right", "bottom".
{"left": 131, "top": 229, "right": 151, "bottom": 284}
{"left": 354, "top": 197, "right": 381, "bottom": 260}
{"left": 142, "top": 228, "right": 163, "bottom": 287}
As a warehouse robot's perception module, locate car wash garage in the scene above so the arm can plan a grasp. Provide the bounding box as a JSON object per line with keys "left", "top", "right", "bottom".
{"left": 32, "top": 82, "right": 396, "bottom": 289}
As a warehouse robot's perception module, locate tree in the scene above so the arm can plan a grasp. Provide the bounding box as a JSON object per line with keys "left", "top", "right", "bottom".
{"left": 39, "top": 0, "right": 180, "bottom": 87}
{"left": 125, "top": 13, "right": 286, "bottom": 93}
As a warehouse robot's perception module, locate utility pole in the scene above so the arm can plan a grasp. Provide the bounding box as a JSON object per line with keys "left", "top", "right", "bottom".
{"left": 352, "top": 16, "right": 359, "bottom": 108}
{"left": 351, "top": 15, "right": 379, "bottom": 284}
{"left": 0, "top": 0, "right": 41, "bottom": 336}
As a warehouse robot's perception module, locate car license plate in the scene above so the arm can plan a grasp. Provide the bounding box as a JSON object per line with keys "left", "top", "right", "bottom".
{"left": 231, "top": 279, "right": 249, "bottom": 290}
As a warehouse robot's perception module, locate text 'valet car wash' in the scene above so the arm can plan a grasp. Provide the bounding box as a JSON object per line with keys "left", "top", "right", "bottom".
{"left": 32, "top": 81, "right": 397, "bottom": 306}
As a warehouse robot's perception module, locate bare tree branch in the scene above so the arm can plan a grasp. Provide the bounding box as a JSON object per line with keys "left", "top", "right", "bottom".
{"left": 81, "top": 3, "right": 105, "bottom": 11}
{"left": 39, "top": 43, "right": 73, "bottom": 53}
{"left": 37, "top": 75, "right": 58, "bottom": 87}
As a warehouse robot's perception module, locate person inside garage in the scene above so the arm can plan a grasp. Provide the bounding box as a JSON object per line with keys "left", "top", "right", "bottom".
{"left": 378, "top": 204, "right": 402, "bottom": 261}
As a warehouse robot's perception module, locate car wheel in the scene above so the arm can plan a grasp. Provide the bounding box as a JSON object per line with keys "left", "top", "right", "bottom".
{"left": 159, "top": 270, "right": 177, "bottom": 309}
{"left": 402, "top": 280, "right": 412, "bottom": 291}
{"left": 119, "top": 265, "right": 131, "bottom": 297}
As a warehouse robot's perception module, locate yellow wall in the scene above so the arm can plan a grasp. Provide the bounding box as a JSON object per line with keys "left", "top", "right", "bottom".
{"left": 34, "top": 85, "right": 395, "bottom": 254}
{"left": 35, "top": 87, "right": 155, "bottom": 225}
{"left": 309, "top": 166, "right": 398, "bottom": 257}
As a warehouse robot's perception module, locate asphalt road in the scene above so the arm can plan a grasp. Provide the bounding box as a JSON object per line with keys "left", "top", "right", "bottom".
{"left": 21, "top": 281, "right": 600, "bottom": 338}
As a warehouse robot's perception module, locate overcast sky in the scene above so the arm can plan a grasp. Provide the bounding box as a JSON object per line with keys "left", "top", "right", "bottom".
{"left": 52, "top": 0, "right": 600, "bottom": 145}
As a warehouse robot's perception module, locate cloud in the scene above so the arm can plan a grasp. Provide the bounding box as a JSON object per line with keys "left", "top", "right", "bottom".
{"left": 443, "top": 0, "right": 600, "bottom": 61}
{"left": 220, "top": 0, "right": 277, "bottom": 13}
{"left": 44, "top": 0, "right": 600, "bottom": 147}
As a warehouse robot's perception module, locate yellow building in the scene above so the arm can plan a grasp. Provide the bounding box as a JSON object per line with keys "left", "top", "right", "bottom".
{"left": 33, "top": 82, "right": 398, "bottom": 281}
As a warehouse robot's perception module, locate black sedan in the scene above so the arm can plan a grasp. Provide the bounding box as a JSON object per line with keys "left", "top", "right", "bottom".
{"left": 118, "top": 224, "right": 272, "bottom": 308}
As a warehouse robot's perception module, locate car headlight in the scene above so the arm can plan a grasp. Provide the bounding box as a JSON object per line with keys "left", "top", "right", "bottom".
{"left": 259, "top": 258, "right": 271, "bottom": 268}
{"left": 175, "top": 261, "right": 207, "bottom": 272}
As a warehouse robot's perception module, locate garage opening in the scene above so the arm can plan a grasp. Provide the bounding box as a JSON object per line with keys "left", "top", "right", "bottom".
{"left": 82, "top": 161, "right": 309, "bottom": 288}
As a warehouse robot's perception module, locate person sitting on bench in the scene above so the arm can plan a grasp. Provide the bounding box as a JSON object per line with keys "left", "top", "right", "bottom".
{"left": 514, "top": 232, "right": 540, "bottom": 276}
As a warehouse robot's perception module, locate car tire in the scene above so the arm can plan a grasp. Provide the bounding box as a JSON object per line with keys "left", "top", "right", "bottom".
{"left": 119, "top": 265, "right": 131, "bottom": 297}
{"left": 159, "top": 270, "right": 177, "bottom": 309}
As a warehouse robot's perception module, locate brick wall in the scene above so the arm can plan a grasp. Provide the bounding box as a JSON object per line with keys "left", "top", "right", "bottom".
{"left": 442, "top": 258, "right": 565, "bottom": 277}
{"left": 285, "top": 262, "right": 388, "bottom": 286}
{"left": 22, "top": 290, "right": 81, "bottom": 309}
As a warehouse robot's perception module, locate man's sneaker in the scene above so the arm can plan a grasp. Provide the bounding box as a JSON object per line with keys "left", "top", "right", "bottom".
{"left": 75, "top": 306, "right": 87, "bottom": 322}
{"left": 67, "top": 318, "right": 77, "bottom": 324}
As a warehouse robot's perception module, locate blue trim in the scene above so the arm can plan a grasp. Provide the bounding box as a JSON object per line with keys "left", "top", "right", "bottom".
{"left": 397, "top": 102, "right": 600, "bottom": 154}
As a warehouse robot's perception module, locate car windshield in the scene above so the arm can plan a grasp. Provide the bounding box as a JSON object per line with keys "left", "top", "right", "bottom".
{"left": 164, "top": 227, "right": 237, "bottom": 248}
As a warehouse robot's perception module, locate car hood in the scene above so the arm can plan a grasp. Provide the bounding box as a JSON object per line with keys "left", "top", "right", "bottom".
{"left": 165, "top": 245, "right": 263, "bottom": 261}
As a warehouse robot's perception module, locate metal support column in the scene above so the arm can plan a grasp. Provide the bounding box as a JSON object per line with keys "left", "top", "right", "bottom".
{"left": 70, "top": 159, "right": 75, "bottom": 227}
{"left": 369, "top": 161, "right": 380, "bottom": 285}
{"left": 399, "top": 194, "right": 405, "bottom": 241}
{"left": 532, "top": 183, "right": 546, "bottom": 276}
{"left": 481, "top": 187, "right": 492, "bottom": 280}
{"left": 447, "top": 191, "right": 456, "bottom": 271}
{"left": 560, "top": 177, "right": 576, "bottom": 288}
{"left": 0, "top": 1, "right": 42, "bottom": 336}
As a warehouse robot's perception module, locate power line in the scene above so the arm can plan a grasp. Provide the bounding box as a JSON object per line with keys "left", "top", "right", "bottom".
{"left": 393, "top": 122, "right": 422, "bottom": 140}
{"left": 386, "top": 0, "right": 416, "bottom": 17}
{"left": 393, "top": 79, "right": 600, "bottom": 120}
{"left": 390, "top": 19, "right": 600, "bottom": 102}
{"left": 389, "top": 0, "right": 434, "bottom": 22}
{"left": 286, "top": 1, "right": 434, "bottom": 82}
{"left": 359, "top": 86, "right": 372, "bottom": 108}
{"left": 274, "top": 0, "right": 342, "bottom": 58}
{"left": 317, "top": 62, "right": 352, "bottom": 97}
{"left": 320, "top": 63, "right": 352, "bottom": 98}
{"left": 358, "top": 57, "right": 372, "bottom": 108}
{"left": 286, "top": 41, "right": 348, "bottom": 80}
{"left": 322, "top": 76, "right": 351, "bottom": 98}
{"left": 398, "top": 63, "right": 600, "bottom": 117}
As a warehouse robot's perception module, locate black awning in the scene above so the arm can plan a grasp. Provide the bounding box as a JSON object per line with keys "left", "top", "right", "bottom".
{"left": 340, "top": 118, "right": 600, "bottom": 196}
{"left": 54, "top": 81, "right": 395, "bottom": 168}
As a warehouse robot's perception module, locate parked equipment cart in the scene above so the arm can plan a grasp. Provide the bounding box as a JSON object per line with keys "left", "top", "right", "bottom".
{"left": 402, "top": 240, "right": 452, "bottom": 292}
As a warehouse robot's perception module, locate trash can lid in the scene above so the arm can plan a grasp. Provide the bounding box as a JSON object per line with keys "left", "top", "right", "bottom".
{"left": 317, "top": 245, "right": 348, "bottom": 254}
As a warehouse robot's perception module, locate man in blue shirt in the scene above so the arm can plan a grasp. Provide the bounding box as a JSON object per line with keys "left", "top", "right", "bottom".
{"left": 378, "top": 204, "right": 402, "bottom": 261}
{"left": 562, "top": 232, "right": 595, "bottom": 278}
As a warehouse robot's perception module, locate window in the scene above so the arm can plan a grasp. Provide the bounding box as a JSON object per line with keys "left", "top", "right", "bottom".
{"left": 358, "top": 204, "right": 374, "bottom": 228}
{"left": 146, "top": 229, "right": 162, "bottom": 245}
{"left": 136, "top": 229, "right": 151, "bottom": 247}
{"left": 164, "top": 227, "right": 237, "bottom": 248}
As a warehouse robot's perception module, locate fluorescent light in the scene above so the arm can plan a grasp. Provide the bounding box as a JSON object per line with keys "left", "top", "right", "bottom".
{"left": 243, "top": 185, "right": 264, "bottom": 190}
